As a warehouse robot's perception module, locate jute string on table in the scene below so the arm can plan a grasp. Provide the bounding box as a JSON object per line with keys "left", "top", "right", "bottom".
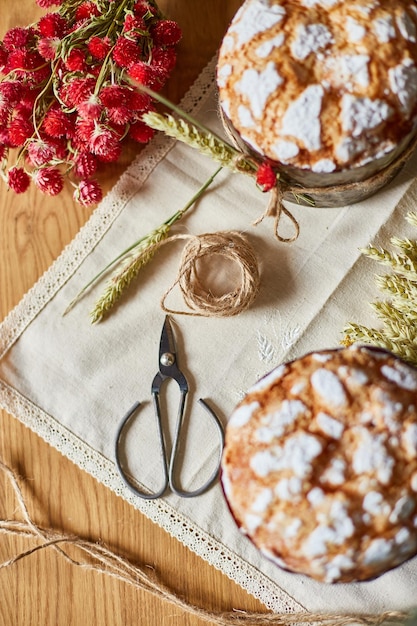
{"left": 0, "top": 459, "right": 411, "bottom": 626}
{"left": 160, "top": 231, "right": 261, "bottom": 317}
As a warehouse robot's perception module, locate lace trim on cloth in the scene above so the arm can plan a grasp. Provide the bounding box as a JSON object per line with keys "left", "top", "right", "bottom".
{"left": 0, "top": 377, "right": 302, "bottom": 614}
{"left": 0, "top": 57, "right": 303, "bottom": 614}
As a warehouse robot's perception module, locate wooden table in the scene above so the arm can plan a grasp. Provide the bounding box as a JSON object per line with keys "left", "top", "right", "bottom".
{"left": 0, "top": 1, "right": 268, "bottom": 623}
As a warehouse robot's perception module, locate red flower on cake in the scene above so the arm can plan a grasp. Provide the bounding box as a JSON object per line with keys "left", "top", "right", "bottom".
{"left": 256, "top": 163, "right": 277, "bottom": 192}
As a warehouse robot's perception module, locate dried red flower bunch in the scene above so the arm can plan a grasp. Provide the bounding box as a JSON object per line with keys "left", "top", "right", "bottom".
{"left": 0, "top": 0, "right": 181, "bottom": 205}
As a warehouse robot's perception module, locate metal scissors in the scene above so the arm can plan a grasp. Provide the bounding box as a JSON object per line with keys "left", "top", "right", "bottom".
{"left": 115, "top": 316, "right": 224, "bottom": 499}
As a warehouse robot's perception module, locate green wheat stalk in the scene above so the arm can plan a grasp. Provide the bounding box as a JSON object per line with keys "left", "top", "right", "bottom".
{"left": 90, "top": 222, "right": 170, "bottom": 324}
{"left": 343, "top": 211, "right": 417, "bottom": 366}
{"left": 65, "top": 166, "right": 223, "bottom": 322}
{"left": 143, "top": 111, "right": 255, "bottom": 175}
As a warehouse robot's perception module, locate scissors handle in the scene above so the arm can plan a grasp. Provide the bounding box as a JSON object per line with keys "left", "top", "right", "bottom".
{"left": 169, "top": 397, "right": 225, "bottom": 499}
{"left": 115, "top": 400, "right": 169, "bottom": 500}
{"left": 114, "top": 395, "right": 224, "bottom": 500}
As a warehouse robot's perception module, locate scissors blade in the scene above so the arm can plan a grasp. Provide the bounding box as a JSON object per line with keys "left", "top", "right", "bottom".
{"left": 159, "top": 315, "right": 177, "bottom": 366}
{"left": 155, "top": 316, "right": 188, "bottom": 392}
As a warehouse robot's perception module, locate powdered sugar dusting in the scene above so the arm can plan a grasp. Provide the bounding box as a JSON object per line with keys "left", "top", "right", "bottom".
{"left": 256, "top": 33, "right": 286, "bottom": 58}
{"left": 316, "top": 412, "right": 344, "bottom": 439}
{"left": 280, "top": 85, "right": 324, "bottom": 151}
{"left": 372, "top": 15, "right": 396, "bottom": 43}
{"left": 346, "top": 16, "right": 366, "bottom": 42}
{"left": 291, "top": 23, "right": 333, "bottom": 60}
{"left": 352, "top": 427, "right": 394, "bottom": 485}
{"left": 389, "top": 58, "right": 417, "bottom": 116}
{"left": 251, "top": 432, "right": 323, "bottom": 478}
{"left": 397, "top": 10, "right": 417, "bottom": 43}
{"left": 229, "top": 401, "right": 259, "bottom": 428}
{"left": 341, "top": 94, "right": 393, "bottom": 136}
{"left": 381, "top": 362, "right": 417, "bottom": 391}
{"left": 257, "top": 399, "right": 307, "bottom": 443}
{"left": 235, "top": 62, "right": 283, "bottom": 119}
{"left": 311, "top": 368, "right": 347, "bottom": 407}
{"left": 229, "top": 2, "right": 286, "bottom": 47}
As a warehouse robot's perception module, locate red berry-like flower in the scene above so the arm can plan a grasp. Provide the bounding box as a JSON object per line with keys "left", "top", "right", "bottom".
{"left": 0, "top": 81, "right": 22, "bottom": 107}
{"left": 0, "top": 126, "right": 11, "bottom": 147}
{"left": 65, "top": 48, "right": 87, "bottom": 72}
{"left": 99, "top": 84, "right": 130, "bottom": 108}
{"left": 60, "top": 77, "right": 96, "bottom": 107}
{"left": 3, "top": 27, "right": 31, "bottom": 51}
{"left": 8, "top": 166, "right": 30, "bottom": 193}
{"left": 38, "top": 37, "right": 60, "bottom": 61}
{"left": 133, "top": 1, "right": 156, "bottom": 17}
{"left": 27, "top": 139, "right": 56, "bottom": 167}
{"left": 38, "top": 13, "right": 67, "bottom": 38}
{"left": 128, "top": 61, "right": 158, "bottom": 87}
{"left": 128, "top": 90, "right": 151, "bottom": 111}
{"left": 152, "top": 46, "right": 177, "bottom": 75}
{"left": 89, "top": 124, "right": 121, "bottom": 162}
{"left": 75, "top": 118, "right": 94, "bottom": 144}
{"left": 112, "top": 37, "right": 141, "bottom": 68}
{"left": 76, "top": 94, "right": 102, "bottom": 120}
{"left": 87, "top": 36, "right": 111, "bottom": 60}
{"left": 43, "top": 106, "right": 74, "bottom": 138}
{"left": 73, "top": 179, "right": 103, "bottom": 206}
{"left": 129, "top": 120, "right": 155, "bottom": 143}
{"left": 0, "top": 44, "right": 8, "bottom": 70}
{"left": 256, "top": 163, "right": 277, "bottom": 192}
{"left": 73, "top": 151, "right": 98, "bottom": 178}
{"left": 151, "top": 20, "right": 182, "bottom": 47}
{"left": 107, "top": 105, "right": 132, "bottom": 125}
{"left": 75, "top": 1, "right": 100, "bottom": 20}
{"left": 8, "top": 117, "right": 33, "bottom": 147}
{"left": 123, "top": 14, "right": 146, "bottom": 34}
{"left": 33, "top": 166, "right": 64, "bottom": 196}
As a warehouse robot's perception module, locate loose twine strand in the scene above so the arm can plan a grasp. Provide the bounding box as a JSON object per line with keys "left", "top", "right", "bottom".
{"left": 0, "top": 459, "right": 412, "bottom": 626}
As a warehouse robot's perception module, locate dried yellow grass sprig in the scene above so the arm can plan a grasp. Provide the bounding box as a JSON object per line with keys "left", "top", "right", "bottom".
{"left": 143, "top": 111, "right": 255, "bottom": 175}
{"left": 343, "top": 212, "right": 417, "bottom": 367}
{"left": 65, "top": 166, "right": 223, "bottom": 322}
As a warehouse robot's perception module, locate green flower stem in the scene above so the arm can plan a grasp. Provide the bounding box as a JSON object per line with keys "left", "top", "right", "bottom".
{"left": 64, "top": 165, "right": 223, "bottom": 318}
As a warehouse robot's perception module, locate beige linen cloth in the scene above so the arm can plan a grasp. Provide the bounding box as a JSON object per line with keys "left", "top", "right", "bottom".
{"left": 1, "top": 59, "right": 417, "bottom": 613}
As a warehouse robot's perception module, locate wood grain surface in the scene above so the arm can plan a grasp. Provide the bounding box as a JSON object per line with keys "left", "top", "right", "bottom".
{"left": 0, "top": 1, "right": 269, "bottom": 624}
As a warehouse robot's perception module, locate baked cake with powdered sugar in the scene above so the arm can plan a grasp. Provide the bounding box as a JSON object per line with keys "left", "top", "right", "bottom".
{"left": 217, "top": 0, "right": 417, "bottom": 188}
{"left": 221, "top": 346, "right": 417, "bottom": 583}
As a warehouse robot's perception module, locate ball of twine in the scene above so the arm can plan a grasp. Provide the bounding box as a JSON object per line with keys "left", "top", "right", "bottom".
{"left": 161, "top": 231, "right": 261, "bottom": 317}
